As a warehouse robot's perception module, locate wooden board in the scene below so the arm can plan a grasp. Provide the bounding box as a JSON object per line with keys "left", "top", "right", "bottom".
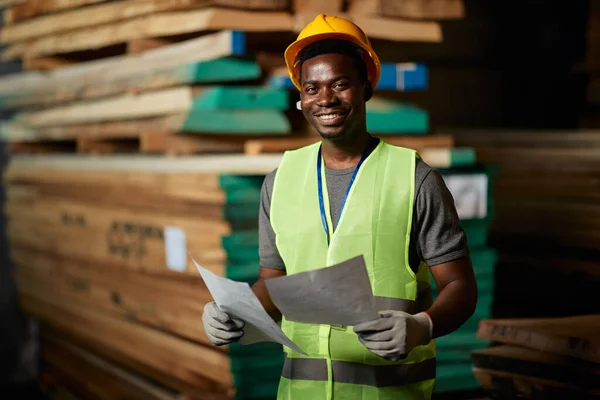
{"left": 1, "top": 0, "right": 289, "bottom": 42}
{"left": 0, "top": 0, "right": 25, "bottom": 8}
{"left": 366, "top": 97, "right": 428, "bottom": 133}
{"left": 6, "top": 153, "right": 285, "bottom": 175}
{"left": 244, "top": 135, "right": 454, "bottom": 155}
{"left": 5, "top": 191, "right": 230, "bottom": 276}
{"left": 8, "top": 86, "right": 290, "bottom": 134}
{"left": 0, "top": 30, "right": 249, "bottom": 105}
{"left": 293, "top": 12, "right": 442, "bottom": 42}
{"left": 476, "top": 315, "right": 600, "bottom": 363}
{"left": 1, "top": 8, "right": 294, "bottom": 60}
{"left": 19, "top": 292, "right": 233, "bottom": 389}
{"left": 473, "top": 368, "right": 600, "bottom": 400}
{"left": 472, "top": 345, "right": 600, "bottom": 397}
{"left": 41, "top": 333, "right": 185, "bottom": 400}
{"left": 13, "top": 248, "right": 216, "bottom": 344}
{"left": 4, "top": 0, "right": 110, "bottom": 24}
{"left": 379, "top": 0, "right": 464, "bottom": 20}
{"left": 244, "top": 136, "right": 476, "bottom": 168}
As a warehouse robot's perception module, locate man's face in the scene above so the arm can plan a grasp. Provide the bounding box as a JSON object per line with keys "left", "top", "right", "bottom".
{"left": 299, "top": 53, "right": 367, "bottom": 140}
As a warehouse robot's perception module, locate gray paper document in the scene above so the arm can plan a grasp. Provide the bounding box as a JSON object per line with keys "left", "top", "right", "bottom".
{"left": 192, "top": 258, "right": 307, "bottom": 355}
{"left": 264, "top": 255, "right": 379, "bottom": 326}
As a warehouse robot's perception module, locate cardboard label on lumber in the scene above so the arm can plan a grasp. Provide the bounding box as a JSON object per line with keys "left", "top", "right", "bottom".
{"left": 164, "top": 226, "right": 187, "bottom": 273}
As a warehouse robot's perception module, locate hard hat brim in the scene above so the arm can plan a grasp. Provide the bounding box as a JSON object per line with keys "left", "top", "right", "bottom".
{"left": 284, "top": 32, "right": 381, "bottom": 91}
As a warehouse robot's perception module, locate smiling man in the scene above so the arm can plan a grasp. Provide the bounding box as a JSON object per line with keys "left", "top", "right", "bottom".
{"left": 201, "top": 14, "right": 478, "bottom": 400}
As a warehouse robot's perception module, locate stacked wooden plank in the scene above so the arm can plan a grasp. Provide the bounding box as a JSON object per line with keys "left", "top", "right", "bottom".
{"left": 433, "top": 164, "right": 498, "bottom": 393}
{"left": 4, "top": 154, "right": 292, "bottom": 399}
{"left": 451, "top": 129, "right": 600, "bottom": 321}
{"left": 472, "top": 315, "right": 600, "bottom": 399}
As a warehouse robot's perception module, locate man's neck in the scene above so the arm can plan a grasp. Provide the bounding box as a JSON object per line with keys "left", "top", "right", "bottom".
{"left": 321, "top": 132, "right": 373, "bottom": 170}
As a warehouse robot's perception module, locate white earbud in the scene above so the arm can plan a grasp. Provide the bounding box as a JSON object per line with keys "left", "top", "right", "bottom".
{"left": 296, "top": 100, "right": 301, "bottom": 110}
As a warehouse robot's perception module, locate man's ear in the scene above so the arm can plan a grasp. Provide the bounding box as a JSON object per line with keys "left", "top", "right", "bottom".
{"left": 364, "top": 82, "right": 373, "bottom": 102}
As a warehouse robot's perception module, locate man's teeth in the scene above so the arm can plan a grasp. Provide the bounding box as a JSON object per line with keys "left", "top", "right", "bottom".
{"left": 318, "top": 113, "right": 341, "bottom": 120}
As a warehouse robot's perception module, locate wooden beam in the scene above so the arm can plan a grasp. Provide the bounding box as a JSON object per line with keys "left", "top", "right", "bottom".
{"left": 378, "top": 0, "right": 465, "bottom": 20}
{"left": 4, "top": 0, "right": 110, "bottom": 24}
{"left": 6, "top": 153, "right": 285, "bottom": 175}
{"left": 0, "top": 0, "right": 25, "bottom": 9}
{"left": 476, "top": 315, "right": 600, "bottom": 364}
{"left": 41, "top": 334, "right": 183, "bottom": 400}
{"left": 245, "top": 135, "right": 454, "bottom": 154}
{"left": 18, "top": 292, "right": 233, "bottom": 388}
{"left": 1, "top": 0, "right": 208, "bottom": 43}
{"left": 0, "top": 33, "right": 260, "bottom": 111}
{"left": 1, "top": 7, "right": 294, "bottom": 60}
{"left": 293, "top": 12, "right": 442, "bottom": 42}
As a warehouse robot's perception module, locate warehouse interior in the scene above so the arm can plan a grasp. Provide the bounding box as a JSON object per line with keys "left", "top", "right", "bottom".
{"left": 0, "top": 0, "right": 598, "bottom": 399}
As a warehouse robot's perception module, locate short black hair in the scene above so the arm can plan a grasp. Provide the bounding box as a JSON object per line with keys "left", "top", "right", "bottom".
{"left": 297, "top": 39, "right": 368, "bottom": 84}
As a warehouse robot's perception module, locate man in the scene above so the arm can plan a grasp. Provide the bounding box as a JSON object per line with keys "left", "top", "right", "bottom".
{"left": 202, "top": 14, "right": 478, "bottom": 399}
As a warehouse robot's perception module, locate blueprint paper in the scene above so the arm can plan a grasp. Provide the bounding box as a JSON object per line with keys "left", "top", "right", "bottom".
{"left": 192, "top": 258, "right": 307, "bottom": 355}
{"left": 264, "top": 255, "right": 379, "bottom": 326}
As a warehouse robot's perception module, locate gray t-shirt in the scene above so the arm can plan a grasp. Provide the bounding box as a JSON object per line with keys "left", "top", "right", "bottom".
{"left": 259, "top": 158, "right": 469, "bottom": 272}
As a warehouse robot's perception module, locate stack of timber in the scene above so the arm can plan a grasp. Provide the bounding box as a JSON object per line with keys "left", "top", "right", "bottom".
{"left": 0, "top": 0, "right": 447, "bottom": 155}
{"left": 451, "top": 129, "right": 600, "bottom": 319}
{"left": 4, "top": 154, "right": 292, "bottom": 399}
{"left": 472, "top": 315, "right": 600, "bottom": 399}
{"left": 432, "top": 163, "right": 498, "bottom": 394}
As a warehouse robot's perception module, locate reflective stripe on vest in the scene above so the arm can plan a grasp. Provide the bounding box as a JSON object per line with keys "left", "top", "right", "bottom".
{"left": 282, "top": 356, "right": 437, "bottom": 387}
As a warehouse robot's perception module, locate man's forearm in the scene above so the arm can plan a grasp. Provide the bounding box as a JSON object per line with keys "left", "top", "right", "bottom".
{"left": 427, "top": 258, "right": 478, "bottom": 338}
{"left": 251, "top": 266, "right": 286, "bottom": 322}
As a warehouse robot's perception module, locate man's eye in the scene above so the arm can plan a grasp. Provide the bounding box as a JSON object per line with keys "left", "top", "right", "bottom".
{"left": 305, "top": 87, "right": 317, "bottom": 93}
{"left": 334, "top": 82, "right": 348, "bottom": 89}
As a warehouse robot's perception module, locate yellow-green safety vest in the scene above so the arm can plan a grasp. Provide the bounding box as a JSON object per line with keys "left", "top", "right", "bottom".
{"left": 270, "top": 139, "right": 436, "bottom": 400}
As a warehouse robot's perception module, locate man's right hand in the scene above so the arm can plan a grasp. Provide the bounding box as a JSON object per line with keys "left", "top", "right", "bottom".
{"left": 202, "top": 301, "right": 245, "bottom": 346}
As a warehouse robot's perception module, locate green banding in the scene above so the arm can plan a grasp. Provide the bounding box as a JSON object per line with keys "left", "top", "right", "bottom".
{"left": 225, "top": 187, "right": 262, "bottom": 204}
{"left": 181, "top": 110, "right": 290, "bottom": 134}
{"left": 225, "top": 262, "right": 261, "bottom": 283}
{"left": 448, "top": 148, "right": 477, "bottom": 166}
{"left": 460, "top": 218, "right": 491, "bottom": 249}
{"left": 434, "top": 364, "right": 481, "bottom": 392}
{"left": 191, "top": 86, "right": 288, "bottom": 110}
{"left": 219, "top": 175, "right": 265, "bottom": 191}
{"left": 366, "top": 100, "right": 428, "bottom": 133}
{"left": 183, "top": 58, "right": 261, "bottom": 83}
{"left": 222, "top": 231, "right": 258, "bottom": 251}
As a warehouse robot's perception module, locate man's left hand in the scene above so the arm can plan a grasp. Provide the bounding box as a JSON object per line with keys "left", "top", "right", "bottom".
{"left": 353, "top": 311, "right": 433, "bottom": 361}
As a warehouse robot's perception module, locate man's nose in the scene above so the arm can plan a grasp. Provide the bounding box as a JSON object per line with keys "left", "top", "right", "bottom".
{"left": 316, "top": 88, "right": 338, "bottom": 106}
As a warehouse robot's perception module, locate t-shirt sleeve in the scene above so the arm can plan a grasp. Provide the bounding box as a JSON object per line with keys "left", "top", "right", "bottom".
{"left": 415, "top": 165, "right": 470, "bottom": 267}
{"left": 258, "top": 169, "right": 286, "bottom": 270}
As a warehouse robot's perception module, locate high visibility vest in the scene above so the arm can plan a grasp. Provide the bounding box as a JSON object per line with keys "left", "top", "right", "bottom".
{"left": 270, "top": 140, "right": 436, "bottom": 400}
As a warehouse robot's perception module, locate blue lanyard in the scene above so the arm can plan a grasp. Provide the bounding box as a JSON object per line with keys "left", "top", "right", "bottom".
{"left": 317, "top": 138, "right": 379, "bottom": 245}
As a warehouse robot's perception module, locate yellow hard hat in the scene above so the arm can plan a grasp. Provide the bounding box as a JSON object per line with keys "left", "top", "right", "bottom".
{"left": 284, "top": 14, "right": 381, "bottom": 91}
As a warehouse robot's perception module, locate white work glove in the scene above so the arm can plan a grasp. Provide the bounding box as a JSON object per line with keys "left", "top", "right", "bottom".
{"left": 353, "top": 311, "right": 433, "bottom": 361}
{"left": 202, "top": 301, "right": 245, "bottom": 346}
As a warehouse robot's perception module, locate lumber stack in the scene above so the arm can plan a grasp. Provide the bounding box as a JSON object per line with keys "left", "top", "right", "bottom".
{"left": 433, "top": 164, "right": 498, "bottom": 393}
{"left": 4, "top": 154, "right": 292, "bottom": 399}
{"left": 0, "top": 0, "right": 483, "bottom": 398}
{"left": 472, "top": 315, "right": 600, "bottom": 399}
{"left": 0, "top": 0, "right": 453, "bottom": 156}
{"left": 451, "top": 129, "right": 600, "bottom": 319}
